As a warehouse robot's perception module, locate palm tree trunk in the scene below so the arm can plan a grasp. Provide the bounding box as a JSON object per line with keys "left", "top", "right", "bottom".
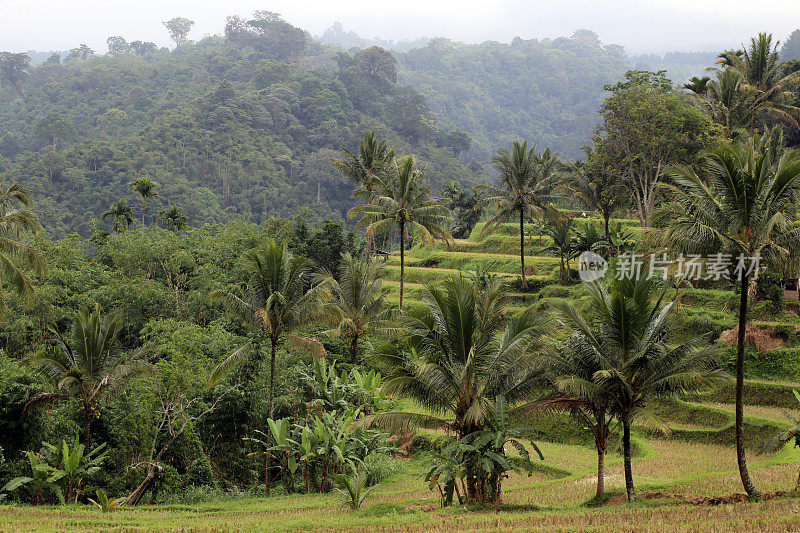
{"left": 596, "top": 447, "right": 605, "bottom": 499}
{"left": 83, "top": 404, "right": 92, "bottom": 449}
{"left": 519, "top": 210, "right": 527, "bottom": 290}
{"left": 736, "top": 272, "right": 760, "bottom": 499}
{"left": 266, "top": 337, "right": 278, "bottom": 496}
{"left": 350, "top": 335, "right": 359, "bottom": 365}
{"left": 399, "top": 221, "right": 405, "bottom": 310}
{"left": 622, "top": 418, "right": 636, "bottom": 502}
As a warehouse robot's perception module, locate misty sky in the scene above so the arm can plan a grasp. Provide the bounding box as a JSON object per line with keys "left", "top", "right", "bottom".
{"left": 1, "top": 0, "right": 799, "bottom": 56}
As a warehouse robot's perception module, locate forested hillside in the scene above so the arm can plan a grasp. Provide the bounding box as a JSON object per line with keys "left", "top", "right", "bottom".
{"left": 396, "top": 30, "right": 630, "bottom": 161}
{"left": 0, "top": 14, "right": 475, "bottom": 236}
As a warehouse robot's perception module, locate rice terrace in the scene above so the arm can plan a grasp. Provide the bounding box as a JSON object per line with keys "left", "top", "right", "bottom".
{"left": 3, "top": 2, "right": 800, "bottom": 532}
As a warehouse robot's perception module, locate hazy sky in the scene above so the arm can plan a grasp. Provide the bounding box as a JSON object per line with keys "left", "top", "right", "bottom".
{"left": 1, "top": 0, "right": 799, "bottom": 56}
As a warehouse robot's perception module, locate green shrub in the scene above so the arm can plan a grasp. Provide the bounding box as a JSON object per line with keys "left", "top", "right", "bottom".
{"left": 360, "top": 453, "right": 401, "bottom": 486}
{"left": 410, "top": 433, "right": 454, "bottom": 454}
{"left": 184, "top": 455, "right": 215, "bottom": 488}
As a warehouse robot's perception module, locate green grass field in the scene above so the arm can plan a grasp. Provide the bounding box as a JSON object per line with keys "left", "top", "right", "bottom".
{"left": 6, "top": 217, "right": 800, "bottom": 531}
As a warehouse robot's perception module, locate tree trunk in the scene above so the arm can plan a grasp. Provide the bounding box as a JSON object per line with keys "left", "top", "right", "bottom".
{"left": 596, "top": 447, "right": 605, "bottom": 499}
{"left": 123, "top": 464, "right": 162, "bottom": 506}
{"left": 622, "top": 418, "right": 636, "bottom": 502}
{"left": 83, "top": 405, "right": 92, "bottom": 449}
{"left": 142, "top": 200, "right": 146, "bottom": 226}
{"left": 266, "top": 337, "right": 278, "bottom": 496}
{"left": 399, "top": 222, "right": 405, "bottom": 310}
{"left": 604, "top": 213, "right": 611, "bottom": 243}
{"left": 736, "top": 272, "right": 760, "bottom": 499}
{"left": 350, "top": 335, "right": 359, "bottom": 365}
{"left": 519, "top": 210, "right": 528, "bottom": 290}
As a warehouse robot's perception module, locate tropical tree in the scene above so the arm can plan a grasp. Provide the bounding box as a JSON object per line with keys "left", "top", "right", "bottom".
{"left": 348, "top": 156, "right": 451, "bottom": 309}
{"left": 331, "top": 131, "right": 394, "bottom": 199}
{"left": 0, "top": 52, "right": 31, "bottom": 97}
{"left": 129, "top": 176, "right": 158, "bottom": 226}
{"left": 651, "top": 133, "right": 800, "bottom": 499}
{"left": 210, "top": 239, "right": 324, "bottom": 417}
{"left": 543, "top": 217, "right": 574, "bottom": 284}
{"left": 683, "top": 76, "right": 710, "bottom": 95}
{"left": 362, "top": 276, "right": 550, "bottom": 502}
{"left": 699, "top": 69, "right": 760, "bottom": 138}
{"left": 563, "top": 152, "right": 625, "bottom": 241}
{"left": 23, "top": 305, "right": 149, "bottom": 447}
{"left": 101, "top": 199, "right": 133, "bottom": 233}
{"left": 0, "top": 182, "right": 45, "bottom": 320}
{"left": 479, "top": 141, "right": 560, "bottom": 289}
{"left": 317, "top": 253, "right": 391, "bottom": 364}
{"left": 719, "top": 33, "right": 800, "bottom": 130}
{"left": 157, "top": 205, "right": 187, "bottom": 232}
{"left": 560, "top": 276, "right": 727, "bottom": 502}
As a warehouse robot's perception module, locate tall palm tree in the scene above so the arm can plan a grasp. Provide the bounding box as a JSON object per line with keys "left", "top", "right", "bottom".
{"left": 479, "top": 141, "right": 559, "bottom": 290}
{"left": 23, "top": 305, "right": 148, "bottom": 447}
{"left": 101, "top": 199, "right": 133, "bottom": 234}
{"left": 700, "top": 69, "right": 759, "bottom": 138}
{"left": 331, "top": 131, "right": 395, "bottom": 199}
{"left": 718, "top": 33, "right": 800, "bottom": 132}
{"left": 158, "top": 205, "right": 187, "bottom": 232}
{"left": 363, "top": 276, "right": 550, "bottom": 502}
{"left": 543, "top": 217, "right": 574, "bottom": 284}
{"left": 210, "top": 239, "right": 324, "bottom": 418}
{"left": 317, "top": 253, "right": 391, "bottom": 364}
{"left": 0, "top": 182, "right": 45, "bottom": 320}
{"left": 348, "top": 156, "right": 451, "bottom": 309}
{"left": 537, "top": 331, "right": 615, "bottom": 500}
{"left": 555, "top": 276, "right": 728, "bottom": 502}
{"left": 651, "top": 135, "right": 800, "bottom": 499}
{"left": 129, "top": 176, "right": 158, "bottom": 226}
{"left": 563, "top": 152, "right": 624, "bottom": 242}
{"left": 210, "top": 239, "right": 324, "bottom": 495}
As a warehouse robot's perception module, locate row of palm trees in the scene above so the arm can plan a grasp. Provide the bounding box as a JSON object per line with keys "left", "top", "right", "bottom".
{"left": 101, "top": 176, "right": 187, "bottom": 233}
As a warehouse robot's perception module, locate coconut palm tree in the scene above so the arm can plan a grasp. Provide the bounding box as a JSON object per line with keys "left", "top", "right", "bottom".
{"left": 101, "top": 199, "right": 133, "bottom": 234}
{"left": 129, "top": 176, "right": 158, "bottom": 226}
{"left": 210, "top": 239, "right": 324, "bottom": 495}
{"left": 555, "top": 276, "right": 728, "bottom": 502}
{"left": 317, "top": 253, "right": 391, "bottom": 364}
{"left": 543, "top": 217, "right": 574, "bottom": 284}
{"left": 23, "top": 305, "right": 149, "bottom": 447}
{"left": 209, "top": 239, "right": 324, "bottom": 417}
{"left": 718, "top": 33, "right": 800, "bottom": 132}
{"left": 700, "top": 68, "right": 760, "bottom": 138}
{"left": 157, "top": 205, "right": 187, "bottom": 232}
{"left": 536, "top": 331, "right": 616, "bottom": 500}
{"left": 651, "top": 134, "right": 800, "bottom": 499}
{"left": 347, "top": 156, "right": 451, "bottom": 309}
{"left": 478, "top": 141, "right": 560, "bottom": 290}
{"left": 0, "top": 182, "right": 45, "bottom": 320}
{"left": 362, "top": 276, "right": 550, "bottom": 502}
{"left": 683, "top": 76, "right": 710, "bottom": 95}
{"left": 331, "top": 131, "right": 395, "bottom": 198}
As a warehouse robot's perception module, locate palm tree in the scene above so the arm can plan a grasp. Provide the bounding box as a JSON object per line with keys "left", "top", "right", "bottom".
{"left": 651, "top": 134, "right": 800, "bottom": 499}
{"left": 129, "top": 176, "right": 158, "bottom": 226}
{"left": 563, "top": 153, "right": 624, "bottom": 242}
{"left": 23, "top": 305, "right": 148, "bottom": 447}
{"left": 555, "top": 276, "right": 728, "bottom": 502}
{"left": 101, "top": 199, "right": 133, "bottom": 234}
{"left": 543, "top": 217, "right": 573, "bottom": 284}
{"left": 700, "top": 69, "right": 759, "bottom": 138}
{"left": 158, "top": 205, "right": 187, "bottom": 232}
{"left": 479, "top": 141, "right": 559, "bottom": 290}
{"left": 317, "top": 253, "right": 391, "bottom": 364}
{"left": 683, "top": 75, "right": 710, "bottom": 95}
{"left": 348, "top": 156, "right": 451, "bottom": 310}
{"left": 362, "top": 276, "right": 550, "bottom": 502}
{"left": 332, "top": 131, "right": 395, "bottom": 198}
{"left": 718, "top": 33, "right": 800, "bottom": 132}
{"left": 210, "top": 239, "right": 324, "bottom": 495}
{"left": 210, "top": 239, "right": 324, "bottom": 417}
{"left": 536, "top": 332, "right": 616, "bottom": 500}
{"left": 0, "top": 182, "right": 45, "bottom": 320}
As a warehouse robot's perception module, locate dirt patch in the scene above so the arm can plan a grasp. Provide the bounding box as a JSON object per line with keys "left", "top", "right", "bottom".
{"left": 403, "top": 504, "right": 439, "bottom": 512}
{"left": 719, "top": 325, "right": 785, "bottom": 353}
{"left": 422, "top": 259, "right": 439, "bottom": 268}
{"left": 392, "top": 433, "right": 414, "bottom": 458}
{"left": 603, "top": 490, "right": 792, "bottom": 506}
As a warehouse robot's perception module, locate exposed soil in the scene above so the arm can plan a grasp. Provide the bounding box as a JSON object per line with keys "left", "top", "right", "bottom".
{"left": 719, "top": 325, "right": 785, "bottom": 353}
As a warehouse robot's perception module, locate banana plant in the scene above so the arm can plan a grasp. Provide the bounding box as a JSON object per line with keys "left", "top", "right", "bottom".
{"left": 1, "top": 449, "right": 65, "bottom": 505}
{"left": 246, "top": 418, "right": 298, "bottom": 493}
{"left": 87, "top": 488, "right": 120, "bottom": 512}
{"left": 43, "top": 435, "right": 108, "bottom": 503}
{"left": 291, "top": 426, "right": 319, "bottom": 494}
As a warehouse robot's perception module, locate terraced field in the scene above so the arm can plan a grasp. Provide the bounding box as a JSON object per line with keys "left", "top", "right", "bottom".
{"left": 7, "top": 216, "right": 800, "bottom": 531}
